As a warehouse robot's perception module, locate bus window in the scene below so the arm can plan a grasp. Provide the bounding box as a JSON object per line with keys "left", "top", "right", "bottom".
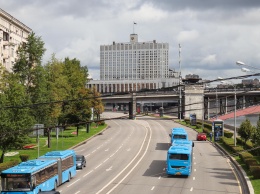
{"left": 169, "top": 154, "right": 189, "bottom": 160}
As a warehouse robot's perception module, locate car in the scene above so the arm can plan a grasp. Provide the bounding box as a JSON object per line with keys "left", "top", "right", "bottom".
{"left": 76, "top": 155, "right": 86, "bottom": 169}
{"left": 196, "top": 133, "right": 207, "bottom": 141}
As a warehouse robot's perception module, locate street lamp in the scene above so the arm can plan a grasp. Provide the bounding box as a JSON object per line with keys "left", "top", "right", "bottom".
{"left": 179, "top": 43, "right": 182, "bottom": 121}
{"left": 236, "top": 61, "right": 260, "bottom": 71}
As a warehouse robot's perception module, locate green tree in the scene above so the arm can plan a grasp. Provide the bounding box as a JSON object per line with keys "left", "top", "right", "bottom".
{"left": 0, "top": 67, "right": 35, "bottom": 163}
{"left": 252, "top": 114, "right": 260, "bottom": 155}
{"left": 90, "top": 87, "right": 104, "bottom": 121}
{"left": 58, "top": 57, "right": 91, "bottom": 125}
{"left": 238, "top": 118, "right": 255, "bottom": 146}
{"left": 44, "top": 55, "right": 70, "bottom": 126}
{"left": 12, "top": 32, "right": 46, "bottom": 95}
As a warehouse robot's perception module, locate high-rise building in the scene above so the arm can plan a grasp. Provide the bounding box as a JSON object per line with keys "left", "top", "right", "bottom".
{"left": 0, "top": 8, "right": 32, "bottom": 71}
{"left": 87, "top": 34, "right": 179, "bottom": 93}
{"left": 100, "top": 34, "right": 169, "bottom": 80}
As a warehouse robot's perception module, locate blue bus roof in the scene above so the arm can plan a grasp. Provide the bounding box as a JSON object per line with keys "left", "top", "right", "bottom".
{"left": 172, "top": 139, "right": 193, "bottom": 146}
{"left": 168, "top": 145, "right": 192, "bottom": 155}
{"left": 1, "top": 159, "right": 57, "bottom": 174}
{"left": 40, "top": 150, "right": 75, "bottom": 159}
{"left": 171, "top": 127, "right": 186, "bottom": 133}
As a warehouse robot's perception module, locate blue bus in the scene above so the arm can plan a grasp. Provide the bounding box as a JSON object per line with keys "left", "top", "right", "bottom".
{"left": 166, "top": 143, "right": 193, "bottom": 176}
{"left": 1, "top": 150, "right": 76, "bottom": 194}
{"left": 171, "top": 127, "right": 188, "bottom": 143}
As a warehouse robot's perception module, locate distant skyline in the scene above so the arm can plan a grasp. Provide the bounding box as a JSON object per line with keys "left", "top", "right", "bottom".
{"left": 1, "top": 0, "right": 260, "bottom": 82}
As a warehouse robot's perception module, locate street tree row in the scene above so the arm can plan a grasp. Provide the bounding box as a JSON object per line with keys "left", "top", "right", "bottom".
{"left": 0, "top": 32, "right": 103, "bottom": 163}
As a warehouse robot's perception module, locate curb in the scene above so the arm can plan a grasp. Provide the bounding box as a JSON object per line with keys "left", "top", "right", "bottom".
{"left": 214, "top": 143, "right": 254, "bottom": 194}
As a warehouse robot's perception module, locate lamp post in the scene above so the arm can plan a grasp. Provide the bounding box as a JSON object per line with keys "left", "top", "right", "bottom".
{"left": 219, "top": 78, "right": 237, "bottom": 146}
{"left": 236, "top": 61, "right": 260, "bottom": 71}
{"left": 215, "top": 87, "right": 218, "bottom": 119}
{"left": 178, "top": 43, "right": 182, "bottom": 121}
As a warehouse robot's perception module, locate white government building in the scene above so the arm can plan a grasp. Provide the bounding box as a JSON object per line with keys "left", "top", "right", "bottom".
{"left": 87, "top": 34, "right": 180, "bottom": 93}
{"left": 0, "top": 8, "right": 32, "bottom": 71}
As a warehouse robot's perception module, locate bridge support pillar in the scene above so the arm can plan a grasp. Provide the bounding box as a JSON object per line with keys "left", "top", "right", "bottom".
{"left": 129, "top": 93, "right": 136, "bottom": 119}
{"left": 184, "top": 85, "right": 204, "bottom": 120}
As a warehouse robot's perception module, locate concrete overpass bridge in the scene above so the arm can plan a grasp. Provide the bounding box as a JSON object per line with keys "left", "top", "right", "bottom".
{"left": 101, "top": 86, "right": 260, "bottom": 121}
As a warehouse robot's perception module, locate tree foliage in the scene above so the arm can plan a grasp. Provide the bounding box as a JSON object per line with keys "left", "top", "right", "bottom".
{"left": 12, "top": 32, "right": 46, "bottom": 95}
{"left": 0, "top": 32, "right": 104, "bottom": 162}
{"left": 238, "top": 118, "right": 255, "bottom": 146}
{"left": 0, "top": 65, "right": 35, "bottom": 163}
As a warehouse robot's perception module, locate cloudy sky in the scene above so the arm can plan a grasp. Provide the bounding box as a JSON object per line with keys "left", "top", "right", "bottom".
{"left": 1, "top": 0, "right": 260, "bottom": 82}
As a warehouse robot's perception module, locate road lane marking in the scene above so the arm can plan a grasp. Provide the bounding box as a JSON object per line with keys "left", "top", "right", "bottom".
{"left": 95, "top": 163, "right": 103, "bottom": 169}
{"left": 190, "top": 187, "right": 193, "bottom": 191}
{"left": 67, "top": 179, "right": 80, "bottom": 187}
{"left": 96, "top": 123, "right": 152, "bottom": 194}
{"left": 83, "top": 170, "right": 93, "bottom": 177}
{"left": 151, "top": 186, "right": 155, "bottom": 190}
{"left": 193, "top": 177, "right": 195, "bottom": 180}
{"left": 158, "top": 176, "right": 161, "bottom": 179}
{"left": 75, "top": 191, "right": 80, "bottom": 194}
{"left": 103, "top": 158, "right": 110, "bottom": 163}
{"left": 106, "top": 166, "right": 113, "bottom": 171}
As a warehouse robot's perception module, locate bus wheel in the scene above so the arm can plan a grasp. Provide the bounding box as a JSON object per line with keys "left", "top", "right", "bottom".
{"left": 54, "top": 181, "right": 57, "bottom": 190}
{"left": 68, "top": 173, "right": 71, "bottom": 182}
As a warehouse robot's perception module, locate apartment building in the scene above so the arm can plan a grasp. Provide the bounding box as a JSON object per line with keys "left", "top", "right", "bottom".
{"left": 87, "top": 34, "right": 179, "bottom": 93}
{"left": 0, "top": 8, "right": 32, "bottom": 71}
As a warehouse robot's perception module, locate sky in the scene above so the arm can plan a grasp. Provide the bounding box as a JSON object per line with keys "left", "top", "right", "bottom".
{"left": 1, "top": 0, "right": 260, "bottom": 82}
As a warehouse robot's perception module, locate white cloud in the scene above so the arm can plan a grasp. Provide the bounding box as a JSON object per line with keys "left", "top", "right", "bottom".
{"left": 1, "top": 0, "right": 260, "bottom": 81}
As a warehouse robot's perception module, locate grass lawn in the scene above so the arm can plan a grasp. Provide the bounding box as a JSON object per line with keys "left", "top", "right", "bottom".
{"left": 3, "top": 123, "right": 107, "bottom": 163}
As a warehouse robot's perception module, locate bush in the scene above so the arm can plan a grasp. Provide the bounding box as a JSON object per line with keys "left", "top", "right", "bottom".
{"left": 19, "top": 154, "right": 30, "bottom": 162}
{"left": 239, "top": 152, "right": 254, "bottom": 163}
{"left": 250, "top": 165, "right": 260, "bottom": 179}
{"left": 0, "top": 160, "right": 19, "bottom": 173}
{"left": 224, "top": 131, "right": 233, "bottom": 138}
{"left": 231, "top": 146, "right": 244, "bottom": 153}
{"left": 244, "top": 158, "right": 258, "bottom": 169}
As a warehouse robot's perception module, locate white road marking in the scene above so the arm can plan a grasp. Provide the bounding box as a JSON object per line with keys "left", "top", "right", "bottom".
{"left": 158, "top": 176, "right": 161, "bottom": 179}
{"left": 83, "top": 170, "right": 93, "bottom": 177}
{"left": 105, "top": 148, "right": 109, "bottom": 151}
{"left": 96, "top": 123, "right": 152, "bottom": 194}
{"left": 95, "top": 163, "right": 103, "bottom": 169}
{"left": 193, "top": 177, "right": 195, "bottom": 180}
{"left": 194, "top": 169, "right": 196, "bottom": 172}
{"left": 190, "top": 187, "right": 193, "bottom": 191}
{"left": 106, "top": 166, "right": 113, "bottom": 171}
{"left": 75, "top": 191, "right": 80, "bottom": 194}
{"left": 67, "top": 179, "right": 80, "bottom": 187}
{"left": 103, "top": 158, "right": 110, "bottom": 163}
{"left": 151, "top": 186, "right": 155, "bottom": 190}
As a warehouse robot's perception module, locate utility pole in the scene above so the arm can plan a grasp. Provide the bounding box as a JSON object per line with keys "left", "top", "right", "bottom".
{"left": 179, "top": 43, "right": 182, "bottom": 120}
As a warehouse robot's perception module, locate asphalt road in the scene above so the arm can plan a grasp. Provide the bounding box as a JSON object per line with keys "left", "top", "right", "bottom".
{"left": 57, "top": 112, "right": 241, "bottom": 194}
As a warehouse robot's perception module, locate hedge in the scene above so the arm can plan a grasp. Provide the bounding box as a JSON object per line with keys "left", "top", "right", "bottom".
{"left": 239, "top": 152, "right": 254, "bottom": 163}
{"left": 244, "top": 158, "right": 258, "bottom": 169}
{"left": 0, "top": 160, "right": 19, "bottom": 173}
{"left": 250, "top": 165, "right": 260, "bottom": 179}
{"left": 19, "top": 154, "right": 30, "bottom": 162}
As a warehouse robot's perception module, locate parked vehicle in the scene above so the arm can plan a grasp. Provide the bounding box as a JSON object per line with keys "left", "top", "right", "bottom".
{"left": 76, "top": 155, "right": 86, "bottom": 169}
{"left": 197, "top": 133, "right": 207, "bottom": 141}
